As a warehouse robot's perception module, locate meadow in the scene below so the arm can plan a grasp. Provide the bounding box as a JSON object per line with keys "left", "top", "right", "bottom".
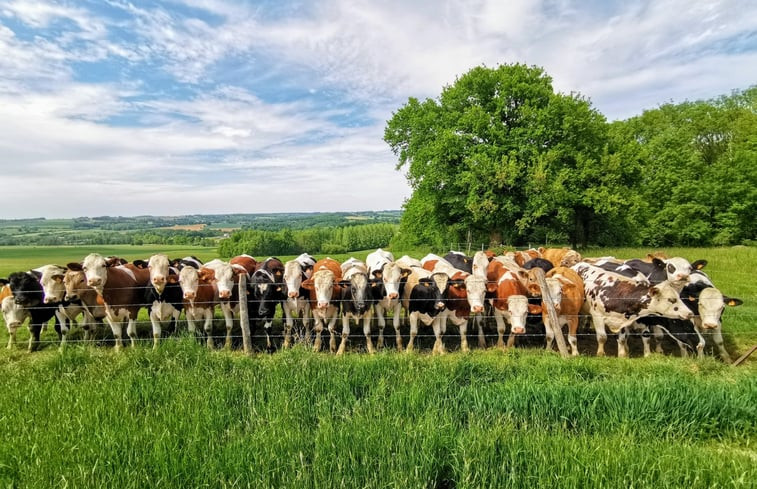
{"left": 0, "top": 245, "right": 756, "bottom": 488}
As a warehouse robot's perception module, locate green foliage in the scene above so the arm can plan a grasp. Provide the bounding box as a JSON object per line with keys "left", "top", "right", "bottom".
{"left": 218, "top": 223, "right": 398, "bottom": 258}
{"left": 387, "top": 64, "right": 757, "bottom": 247}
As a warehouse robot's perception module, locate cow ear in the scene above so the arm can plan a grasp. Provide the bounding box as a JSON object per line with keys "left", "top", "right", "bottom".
{"left": 167, "top": 275, "right": 179, "bottom": 284}
{"left": 301, "top": 279, "right": 315, "bottom": 291}
{"left": 338, "top": 280, "right": 350, "bottom": 288}
{"left": 372, "top": 270, "right": 383, "bottom": 279}
{"left": 649, "top": 286, "right": 660, "bottom": 296}
{"left": 275, "top": 286, "right": 282, "bottom": 292}
{"left": 528, "top": 304, "right": 542, "bottom": 315}
{"left": 0, "top": 278, "right": 8, "bottom": 286}
{"left": 724, "top": 296, "right": 743, "bottom": 307}
{"left": 53, "top": 274, "right": 65, "bottom": 283}
{"left": 486, "top": 281, "right": 497, "bottom": 293}
{"left": 538, "top": 247, "right": 546, "bottom": 254}
{"left": 691, "top": 260, "right": 707, "bottom": 270}
{"left": 401, "top": 268, "right": 411, "bottom": 278}
{"left": 132, "top": 259, "right": 148, "bottom": 269}
{"left": 66, "top": 262, "right": 83, "bottom": 271}
{"left": 651, "top": 258, "right": 665, "bottom": 269}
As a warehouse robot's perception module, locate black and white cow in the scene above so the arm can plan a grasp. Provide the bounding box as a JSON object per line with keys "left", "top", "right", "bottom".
{"left": 145, "top": 254, "right": 184, "bottom": 348}
{"left": 248, "top": 257, "right": 286, "bottom": 352}
{"left": 367, "top": 249, "right": 411, "bottom": 351}
{"left": 338, "top": 258, "right": 378, "bottom": 354}
{"left": 3, "top": 270, "right": 62, "bottom": 351}
{"left": 401, "top": 267, "right": 448, "bottom": 354}
{"left": 444, "top": 251, "right": 473, "bottom": 274}
{"left": 572, "top": 262, "right": 694, "bottom": 357}
{"left": 282, "top": 253, "right": 316, "bottom": 348}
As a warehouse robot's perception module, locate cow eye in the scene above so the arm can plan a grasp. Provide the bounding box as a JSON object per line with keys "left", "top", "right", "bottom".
{"left": 668, "top": 298, "right": 676, "bottom": 304}
{"left": 667, "top": 264, "right": 675, "bottom": 274}
{"left": 673, "top": 307, "right": 679, "bottom": 311}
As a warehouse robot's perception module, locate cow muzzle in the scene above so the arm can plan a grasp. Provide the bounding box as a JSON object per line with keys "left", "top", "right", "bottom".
{"left": 388, "top": 292, "right": 398, "bottom": 300}
{"left": 87, "top": 278, "right": 102, "bottom": 287}
{"left": 435, "top": 301, "right": 445, "bottom": 310}
{"left": 702, "top": 321, "right": 719, "bottom": 330}
{"left": 471, "top": 305, "right": 484, "bottom": 314}
{"left": 288, "top": 290, "right": 298, "bottom": 298}
{"left": 511, "top": 326, "right": 526, "bottom": 334}
{"left": 183, "top": 291, "right": 196, "bottom": 301}
{"left": 218, "top": 290, "right": 231, "bottom": 300}
{"left": 317, "top": 301, "right": 329, "bottom": 309}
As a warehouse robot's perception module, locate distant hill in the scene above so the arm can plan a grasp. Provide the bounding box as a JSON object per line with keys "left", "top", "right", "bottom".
{"left": 0, "top": 211, "right": 402, "bottom": 246}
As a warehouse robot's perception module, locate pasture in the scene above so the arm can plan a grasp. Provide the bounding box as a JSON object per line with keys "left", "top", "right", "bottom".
{"left": 0, "top": 245, "right": 756, "bottom": 487}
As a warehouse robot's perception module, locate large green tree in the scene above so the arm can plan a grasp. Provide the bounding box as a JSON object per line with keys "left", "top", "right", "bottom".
{"left": 385, "top": 64, "right": 622, "bottom": 248}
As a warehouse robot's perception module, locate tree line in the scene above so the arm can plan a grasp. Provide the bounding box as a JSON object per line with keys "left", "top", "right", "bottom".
{"left": 385, "top": 63, "right": 757, "bottom": 248}
{"left": 218, "top": 223, "right": 398, "bottom": 258}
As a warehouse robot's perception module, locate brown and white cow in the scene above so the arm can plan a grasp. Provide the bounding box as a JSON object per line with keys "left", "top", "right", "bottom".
{"left": 63, "top": 265, "right": 107, "bottom": 343}
{"left": 82, "top": 253, "right": 151, "bottom": 351}
{"left": 1, "top": 284, "right": 28, "bottom": 349}
{"left": 430, "top": 260, "right": 486, "bottom": 352}
{"left": 337, "top": 258, "right": 376, "bottom": 354}
{"left": 543, "top": 267, "right": 585, "bottom": 356}
{"left": 302, "top": 258, "right": 343, "bottom": 352}
{"left": 202, "top": 259, "right": 247, "bottom": 349}
{"left": 486, "top": 259, "right": 535, "bottom": 350}
{"left": 282, "top": 253, "right": 316, "bottom": 348}
{"left": 179, "top": 266, "right": 219, "bottom": 348}
{"left": 572, "top": 262, "right": 694, "bottom": 357}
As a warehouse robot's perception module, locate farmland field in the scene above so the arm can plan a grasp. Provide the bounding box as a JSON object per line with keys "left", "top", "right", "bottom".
{"left": 0, "top": 245, "right": 756, "bottom": 488}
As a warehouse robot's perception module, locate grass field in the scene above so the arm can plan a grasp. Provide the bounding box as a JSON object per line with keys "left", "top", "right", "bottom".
{"left": 1, "top": 245, "right": 756, "bottom": 487}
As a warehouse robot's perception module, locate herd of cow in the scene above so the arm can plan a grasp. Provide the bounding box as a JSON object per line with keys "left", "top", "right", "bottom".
{"left": 0, "top": 247, "right": 743, "bottom": 361}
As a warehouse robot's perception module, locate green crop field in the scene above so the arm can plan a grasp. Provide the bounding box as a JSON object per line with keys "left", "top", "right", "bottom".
{"left": 0, "top": 245, "right": 756, "bottom": 488}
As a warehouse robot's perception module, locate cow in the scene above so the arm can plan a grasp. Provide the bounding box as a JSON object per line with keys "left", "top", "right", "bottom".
{"left": 179, "top": 266, "right": 219, "bottom": 348}
{"left": 2, "top": 294, "right": 29, "bottom": 349}
{"left": 282, "top": 253, "right": 316, "bottom": 348}
{"left": 506, "top": 249, "right": 542, "bottom": 267}
{"left": 538, "top": 247, "right": 583, "bottom": 268}
{"left": 302, "top": 258, "right": 343, "bottom": 352}
{"left": 145, "top": 254, "right": 184, "bottom": 348}
{"left": 3, "top": 270, "right": 63, "bottom": 351}
{"left": 444, "top": 251, "right": 473, "bottom": 274}
{"left": 82, "top": 253, "right": 151, "bottom": 351}
{"left": 203, "top": 258, "right": 247, "bottom": 349}
{"left": 486, "top": 259, "right": 535, "bottom": 350}
{"left": 169, "top": 256, "right": 203, "bottom": 270}
{"left": 36, "top": 264, "right": 80, "bottom": 348}
{"left": 607, "top": 257, "right": 706, "bottom": 292}
{"left": 63, "top": 265, "right": 107, "bottom": 344}
{"left": 572, "top": 262, "right": 694, "bottom": 357}
{"left": 248, "top": 257, "right": 286, "bottom": 352}
{"left": 431, "top": 260, "right": 487, "bottom": 352}
{"left": 369, "top": 260, "right": 411, "bottom": 351}
{"left": 401, "top": 267, "right": 448, "bottom": 354}
{"left": 542, "top": 267, "right": 585, "bottom": 356}
{"left": 337, "top": 258, "right": 377, "bottom": 354}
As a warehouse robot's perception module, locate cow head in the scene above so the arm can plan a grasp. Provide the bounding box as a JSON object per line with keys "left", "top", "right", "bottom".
{"left": 303, "top": 269, "right": 340, "bottom": 310}
{"left": 179, "top": 267, "right": 200, "bottom": 302}
{"left": 506, "top": 295, "right": 529, "bottom": 334}
{"left": 471, "top": 251, "right": 491, "bottom": 279}
{"left": 696, "top": 287, "right": 742, "bottom": 330}
{"left": 284, "top": 260, "right": 304, "bottom": 299}
{"left": 38, "top": 265, "right": 67, "bottom": 304}
{"left": 380, "top": 262, "right": 410, "bottom": 301}
{"left": 430, "top": 272, "right": 449, "bottom": 311}
{"left": 2, "top": 295, "right": 30, "bottom": 331}
{"left": 660, "top": 257, "right": 696, "bottom": 289}
{"left": 250, "top": 269, "right": 282, "bottom": 317}
{"left": 7, "top": 271, "right": 43, "bottom": 307}
{"left": 464, "top": 275, "right": 486, "bottom": 314}
{"left": 148, "top": 254, "right": 170, "bottom": 294}
{"left": 543, "top": 277, "right": 563, "bottom": 313}
{"left": 645, "top": 282, "right": 694, "bottom": 320}
{"left": 340, "top": 271, "right": 371, "bottom": 315}
{"left": 63, "top": 266, "right": 89, "bottom": 302}
{"left": 82, "top": 253, "right": 108, "bottom": 293}
{"left": 209, "top": 262, "right": 235, "bottom": 300}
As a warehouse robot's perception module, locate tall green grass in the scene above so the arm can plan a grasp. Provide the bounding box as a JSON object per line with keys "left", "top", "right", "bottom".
{"left": 0, "top": 342, "right": 755, "bottom": 488}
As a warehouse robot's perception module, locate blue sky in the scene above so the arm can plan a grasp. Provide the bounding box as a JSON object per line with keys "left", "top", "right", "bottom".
{"left": 1, "top": 0, "right": 756, "bottom": 218}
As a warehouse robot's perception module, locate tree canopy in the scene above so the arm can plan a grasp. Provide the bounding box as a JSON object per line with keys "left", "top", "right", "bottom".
{"left": 385, "top": 63, "right": 757, "bottom": 247}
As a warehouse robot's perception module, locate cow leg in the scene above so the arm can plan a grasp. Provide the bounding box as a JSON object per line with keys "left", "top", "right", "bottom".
{"left": 406, "top": 313, "right": 418, "bottom": 353}
{"left": 458, "top": 318, "right": 469, "bottom": 353}
{"left": 328, "top": 315, "right": 339, "bottom": 354}
{"left": 494, "top": 310, "right": 507, "bottom": 350}
{"left": 55, "top": 309, "right": 69, "bottom": 351}
{"left": 652, "top": 326, "right": 665, "bottom": 354}
{"left": 712, "top": 327, "right": 732, "bottom": 363}
{"left": 640, "top": 326, "right": 652, "bottom": 358}
{"left": 543, "top": 313, "right": 555, "bottom": 351}
{"left": 393, "top": 303, "right": 404, "bottom": 351}
{"left": 126, "top": 318, "right": 138, "bottom": 348}
{"left": 7, "top": 324, "right": 18, "bottom": 349}
{"left": 313, "top": 315, "right": 324, "bottom": 352}
{"left": 301, "top": 304, "right": 312, "bottom": 344}
{"left": 82, "top": 311, "right": 95, "bottom": 343}
{"left": 568, "top": 317, "right": 579, "bottom": 356}
{"left": 475, "top": 314, "right": 486, "bottom": 349}
{"left": 203, "top": 309, "right": 215, "bottom": 349}
{"left": 617, "top": 328, "right": 629, "bottom": 358}
{"left": 375, "top": 304, "right": 386, "bottom": 349}
{"left": 264, "top": 321, "right": 275, "bottom": 354}
{"left": 432, "top": 317, "right": 445, "bottom": 355}
{"left": 363, "top": 314, "right": 376, "bottom": 354}
{"left": 106, "top": 316, "right": 124, "bottom": 351}
{"left": 283, "top": 305, "right": 294, "bottom": 349}
{"left": 28, "top": 324, "right": 42, "bottom": 352}
{"left": 220, "top": 303, "right": 234, "bottom": 350}
{"left": 337, "top": 316, "right": 350, "bottom": 356}
{"left": 149, "top": 310, "right": 162, "bottom": 349}
{"left": 591, "top": 313, "right": 607, "bottom": 357}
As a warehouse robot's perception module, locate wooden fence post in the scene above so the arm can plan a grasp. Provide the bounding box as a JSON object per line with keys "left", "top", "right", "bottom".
{"left": 238, "top": 273, "right": 253, "bottom": 355}
{"left": 532, "top": 268, "right": 570, "bottom": 358}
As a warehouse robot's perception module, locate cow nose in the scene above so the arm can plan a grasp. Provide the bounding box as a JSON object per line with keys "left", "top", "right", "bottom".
{"left": 88, "top": 278, "right": 102, "bottom": 287}
{"left": 435, "top": 301, "right": 445, "bottom": 310}
{"left": 184, "top": 292, "right": 195, "bottom": 300}
{"left": 288, "top": 291, "right": 298, "bottom": 298}
{"left": 472, "top": 305, "right": 483, "bottom": 313}
{"left": 218, "top": 290, "right": 231, "bottom": 299}
{"left": 65, "top": 293, "right": 78, "bottom": 301}
{"left": 702, "top": 321, "right": 719, "bottom": 329}
{"left": 388, "top": 292, "right": 398, "bottom": 300}
{"left": 512, "top": 326, "right": 525, "bottom": 334}
{"left": 317, "top": 301, "right": 329, "bottom": 309}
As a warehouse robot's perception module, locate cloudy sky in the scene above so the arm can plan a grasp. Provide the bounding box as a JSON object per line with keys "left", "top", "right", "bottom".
{"left": 2, "top": 0, "right": 756, "bottom": 219}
